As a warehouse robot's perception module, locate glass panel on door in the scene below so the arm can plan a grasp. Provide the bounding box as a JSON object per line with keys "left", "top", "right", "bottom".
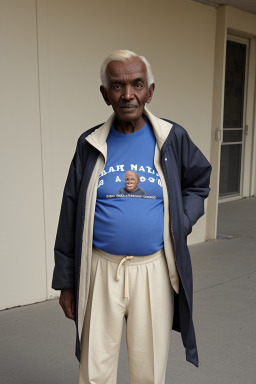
{"left": 219, "top": 39, "right": 247, "bottom": 198}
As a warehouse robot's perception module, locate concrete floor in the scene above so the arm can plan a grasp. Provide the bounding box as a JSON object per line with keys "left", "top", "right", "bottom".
{"left": 1, "top": 197, "right": 256, "bottom": 383}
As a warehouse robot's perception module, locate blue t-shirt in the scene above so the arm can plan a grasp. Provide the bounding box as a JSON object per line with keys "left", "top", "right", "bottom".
{"left": 93, "top": 119, "right": 164, "bottom": 256}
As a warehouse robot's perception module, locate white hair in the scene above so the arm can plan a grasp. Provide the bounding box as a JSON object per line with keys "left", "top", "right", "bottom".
{"left": 100, "top": 49, "right": 154, "bottom": 89}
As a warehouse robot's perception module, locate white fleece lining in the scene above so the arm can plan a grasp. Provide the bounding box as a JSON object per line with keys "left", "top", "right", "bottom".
{"left": 78, "top": 154, "right": 105, "bottom": 340}
{"left": 145, "top": 108, "right": 179, "bottom": 293}
{"left": 78, "top": 115, "right": 114, "bottom": 341}
{"left": 154, "top": 143, "right": 179, "bottom": 294}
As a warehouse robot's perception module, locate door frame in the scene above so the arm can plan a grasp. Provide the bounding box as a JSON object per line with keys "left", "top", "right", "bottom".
{"left": 219, "top": 34, "right": 249, "bottom": 203}
{"left": 219, "top": 33, "right": 256, "bottom": 203}
{"left": 206, "top": 6, "right": 256, "bottom": 240}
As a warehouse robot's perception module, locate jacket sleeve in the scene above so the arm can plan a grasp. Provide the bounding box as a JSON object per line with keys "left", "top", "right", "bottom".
{"left": 178, "top": 128, "right": 212, "bottom": 235}
{"left": 52, "top": 142, "right": 83, "bottom": 290}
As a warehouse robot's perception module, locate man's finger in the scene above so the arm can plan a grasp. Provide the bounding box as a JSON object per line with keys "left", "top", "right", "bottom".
{"left": 60, "top": 301, "right": 75, "bottom": 320}
{"left": 59, "top": 289, "right": 75, "bottom": 320}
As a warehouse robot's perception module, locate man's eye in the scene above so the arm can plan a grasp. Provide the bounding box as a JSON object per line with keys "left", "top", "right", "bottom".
{"left": 113, "top": 84, "right": 121, "bottom": 90}
{"left": 135, "top": 83, "right": 143, "bottom": 88}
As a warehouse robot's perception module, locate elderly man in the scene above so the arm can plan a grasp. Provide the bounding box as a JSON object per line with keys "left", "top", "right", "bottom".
{"left": 52, "top": 50, "right": 211, "bottom": 384}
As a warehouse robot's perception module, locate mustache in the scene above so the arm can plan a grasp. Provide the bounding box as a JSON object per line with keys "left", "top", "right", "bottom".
{"left": 119, "top": 103, "right": 137, "bottom": 108}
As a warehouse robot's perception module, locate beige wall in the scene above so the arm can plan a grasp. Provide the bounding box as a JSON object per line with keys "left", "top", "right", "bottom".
{"left": 0, "top": 0, "right": 47, "bottom": 308}
{"left": 1, "top": 0, "right": 217, "bottom": 308}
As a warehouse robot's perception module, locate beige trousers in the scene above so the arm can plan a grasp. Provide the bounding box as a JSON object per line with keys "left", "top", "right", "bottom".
{"left": 79, "top": 247, "right": 174, "bottom": 384}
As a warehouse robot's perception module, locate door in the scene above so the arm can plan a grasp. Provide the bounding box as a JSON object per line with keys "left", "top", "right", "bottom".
{"left": 219, "top": 36, "right": 249, "bottom": 199}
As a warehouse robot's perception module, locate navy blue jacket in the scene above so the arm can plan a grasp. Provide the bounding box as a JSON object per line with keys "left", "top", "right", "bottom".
{"left": 52, "top": 118, "right": 211, "bottom": 367}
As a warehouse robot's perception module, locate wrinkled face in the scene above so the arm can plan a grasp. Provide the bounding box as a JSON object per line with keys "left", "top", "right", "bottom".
{"left": 125, "top": 171, "right": 139, "bottom": 192}
{"left": 100, "top": 57, "right": 154, "bottom": 125}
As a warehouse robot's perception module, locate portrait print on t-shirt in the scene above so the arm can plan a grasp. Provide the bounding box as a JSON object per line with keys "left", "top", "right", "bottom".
{"left": 119, "top": 171, "right": 146, "bottom": 196}
{"left": 97, "top": 162, "right": 162, "bottom": 200}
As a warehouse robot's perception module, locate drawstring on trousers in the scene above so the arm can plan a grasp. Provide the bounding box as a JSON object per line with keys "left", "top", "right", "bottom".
{"left": 116, "top": 256, "right": 134, "bottom": 299}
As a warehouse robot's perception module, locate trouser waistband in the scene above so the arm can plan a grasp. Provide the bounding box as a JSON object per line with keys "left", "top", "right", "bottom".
{"left": 93, "top": 246, "right": 164, "bottom": 265}
{"left": 93, "top": 247, "right": 164, "bottom": 299}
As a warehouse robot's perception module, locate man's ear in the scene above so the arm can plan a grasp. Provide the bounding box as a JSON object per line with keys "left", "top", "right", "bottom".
{"left": 100, "top": 85, "right": 111, "bottom": 106}
{"left": 146, "top": 83, "right": 155, "bottom": 104}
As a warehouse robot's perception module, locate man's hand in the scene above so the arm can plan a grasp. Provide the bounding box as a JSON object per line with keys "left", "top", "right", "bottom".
{"left": 59, "top": 289, "right": 75, "bottom": 321}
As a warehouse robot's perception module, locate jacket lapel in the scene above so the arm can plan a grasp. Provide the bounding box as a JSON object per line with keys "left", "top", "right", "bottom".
{"left": 143, "top": 107, "right": 173, "bottom": 149}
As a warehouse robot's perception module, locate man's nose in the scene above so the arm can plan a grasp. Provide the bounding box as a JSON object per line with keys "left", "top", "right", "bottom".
{"left": 122, "top": 85, "right": 134, "bottom": 100}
